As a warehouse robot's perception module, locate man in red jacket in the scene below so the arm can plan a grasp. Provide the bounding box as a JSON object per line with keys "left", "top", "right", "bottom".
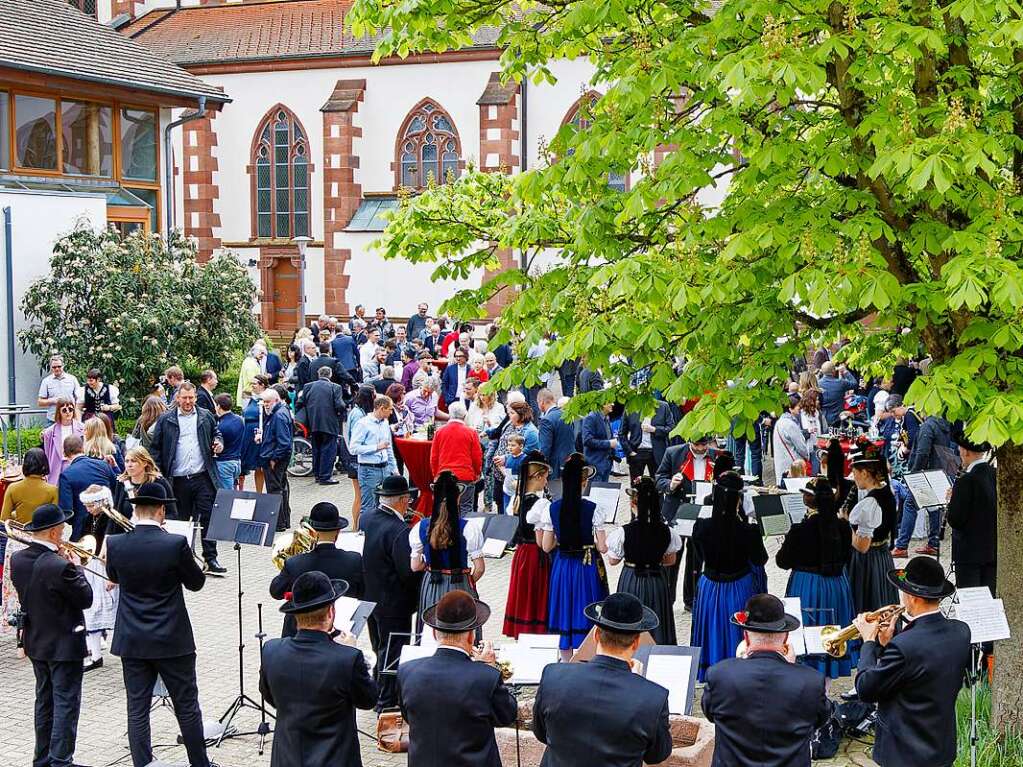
{"left": 429, "top": 401, "right": 483, "bottom": 516}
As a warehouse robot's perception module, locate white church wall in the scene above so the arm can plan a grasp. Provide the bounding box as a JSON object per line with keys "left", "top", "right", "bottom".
{"left": 525, "top": 58, "right": 598, "bottom": 172}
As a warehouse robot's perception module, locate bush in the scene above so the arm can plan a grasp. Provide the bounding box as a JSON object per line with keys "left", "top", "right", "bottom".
{"left": 18, "top": 226, "right": 261, "bottom": 416}
{"left": 957, "top": 683, "right": 1023, "bottom": 765}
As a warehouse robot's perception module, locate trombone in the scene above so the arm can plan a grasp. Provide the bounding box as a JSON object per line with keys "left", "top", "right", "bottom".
{"left": 96, "top": 503, "right": 208, "bottom": 572}
{"left": 1, "top": 519, "right": 112, "bottom": 581}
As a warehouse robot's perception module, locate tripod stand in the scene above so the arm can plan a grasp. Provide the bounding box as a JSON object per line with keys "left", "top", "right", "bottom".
{"left": 968, "top": 643, "right": 982, "bottom": 767}
{"left": 215, "top": 543, "right": 276, "bottom": 746}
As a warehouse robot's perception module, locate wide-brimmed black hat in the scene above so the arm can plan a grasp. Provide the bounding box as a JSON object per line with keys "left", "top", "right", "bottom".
{"left": 887, "top": 556, "right": 955, "bottom": 600}
{"left": 849, "top": 439, "right": 885, "bottom": 468}
{"left": 128, "top": 481, "right": 177, "bottom": 506}
{"left": 305, "top": 502, "right": 349, "bottom": 532}
{"left": 731, "top": 594, "right": 801, "bottom": 633}
{"left": 377, "top": 474, "right": 412, "bottom": 497}
{"left": 279, "top": 571, "right": 349, "bottom": 614}
{"left": 951, "top": 421, "right": 991, "bottom": 454}
{"left": 561, "top": 452, "right": 596, "bottom": 482}
{"left": 422, "top": 591, "right": 491, "bottom": 632}
{"left": 430, "top": 470, "right": 469, "bottom": 495}
{"left": 22, "top": 503, "right": 73, "bottom": 532}
{"left": 521, "top": 449, "right": 552, "bottom": 474}
{"left": 584, "top": 592, "right": 659, "bottom": 633}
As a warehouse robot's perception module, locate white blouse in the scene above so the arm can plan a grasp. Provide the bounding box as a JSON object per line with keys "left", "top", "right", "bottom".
{"left": 849, "top": 491, "right": 883, "bottom": 538}
{"left": 525, "top": 496, "right": 551, "bottom": 527}
{"left": 533, "top": 500, "right": 608, "bottom": 534}
{"left": 409, "top": 519, "right": 485, "bottom": 560}
{"left": 605, "top": 525, "right": 683, "bottom": 560}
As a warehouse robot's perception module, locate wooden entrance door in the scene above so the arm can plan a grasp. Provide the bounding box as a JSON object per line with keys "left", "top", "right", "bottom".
{"left": 272, "top": 258, "right": 299, "bottom": 330}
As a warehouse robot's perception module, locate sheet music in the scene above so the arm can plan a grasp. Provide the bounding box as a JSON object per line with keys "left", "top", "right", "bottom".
{"left": 482, "top": 538, "right": 507, "bottom": 558}
{"left": 646, "top": 655, "right": 693, "bottom": 715}
{"left": 333, "top": 596, "right": 374, "bottom": 636}
{"left": 783, "top": 597, "right": 807, "bottom": 656}
{"left": 516, "top": 633, "right": 561, "bottom": 650}
{"left": 698, "top": 505, "right": 712, "bottom": 519}
{"left": 162, "top": 519, "right": 196, "bottom": 543}
{"left": 802, "top": 626, "right": 827, "bottom": 656}
{"left": 335, "top": 532, "right": 365, "bottom": 555}
{"left": 904, "top": 472, "right": 944, "bottom": 508}
{"left": 761, "top": 513, "right": 791, "bottom": 537}
{"left": 399, "top": 644, "right": 436, "bottom": 665}
{"left": 673, "top": 519, "right": 696, "bottom": 538}
{"left": 230, "top": 498, "right": 256, "bottom": 521}
{"left": 779, "top": 493, "right": 806, "bottom": 523}
{"left": 586, "top": 483, "right": 621, "bottom": 525}
{"left": 924, "top": 470, "right": 952, "bottom": 501}
{"left": 956, "top": 587, "right": 995, "bottom": 606}
{"left": 782, "top": 477, "right": 811, "bottom": 494}
{"left": 496, "top": 646, "right": 558, "bottom": 685}
{"left": 692, "top": 481, "right": 713, "bottom": 504}
{"left": 955, "top": 599, "right": 1011, "bottom": 644}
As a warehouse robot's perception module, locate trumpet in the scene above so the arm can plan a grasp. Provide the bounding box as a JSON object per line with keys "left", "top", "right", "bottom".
{"left": 819, "top": 604, "right": 906, "bottom": 658}
{"left": 1, "top": 520, "right": 111, "bottom": 579}
{"left": 271, "top": 522, "right": 316, "bottom": 570}
{"left": 98, "top": 503, "right": 134, "bottom": 532}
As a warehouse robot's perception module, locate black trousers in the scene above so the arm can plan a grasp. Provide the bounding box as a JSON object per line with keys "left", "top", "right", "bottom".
{"left": 311, "top": 431, "right": 339, "bottom": 483}
{"left": 367, "top": 612, "right": 413, "bottom": 711}
{"left": 626, "top": 448, "right": 657, "bottom": 484}
{"left": 172, "top": 473, "right": 217, "bottom": 560}
{"left": 122, "top": 654, "right": 209, "bottom": 767}
{"left": 31, "top": 659, "right": 83, "bottom": 767}
{"left": 265, "top": 457, "right": 292, "bottom": 530}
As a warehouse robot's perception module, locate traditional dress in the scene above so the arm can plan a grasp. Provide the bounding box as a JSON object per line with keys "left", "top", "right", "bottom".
{"left": 607, "top": 519, "right": 681, "bottom": 645}
{"left": 777, "top": 504, "right": 856, "bottom": 678}
{"left": 847, "top": 485, "right": 899, "bottom": 613}
{"left": 502, "top": 492, "right": 551, "bottom": 638}
{"left": 539, "top": 496, "right": 608, "bottom": 651}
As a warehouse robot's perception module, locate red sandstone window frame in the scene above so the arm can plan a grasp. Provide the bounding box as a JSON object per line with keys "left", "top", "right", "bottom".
{"left": 391, "top": 98, "right": 465, "bottom": 191}
{"left": 247, "top": 104, "right": 314, "bottom": 241}
{"left": 561, "top": 91, "right": 630, "bottom": 192}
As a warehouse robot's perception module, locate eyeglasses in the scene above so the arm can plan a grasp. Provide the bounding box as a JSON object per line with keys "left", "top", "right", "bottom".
{"left": 60, "top": 406, "right": 75, "bottom": 413}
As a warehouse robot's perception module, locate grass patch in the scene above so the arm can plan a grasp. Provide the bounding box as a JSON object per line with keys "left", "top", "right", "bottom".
{"left": 957, "top": 683, "right": 1023, "bottom": 765}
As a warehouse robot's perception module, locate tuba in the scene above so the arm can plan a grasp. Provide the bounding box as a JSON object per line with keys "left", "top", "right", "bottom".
{"left": 819, "top": 604, "right": 906, "bottom": 658}
{"left": 271, "top": 522, "right": 316, "bottom": 570}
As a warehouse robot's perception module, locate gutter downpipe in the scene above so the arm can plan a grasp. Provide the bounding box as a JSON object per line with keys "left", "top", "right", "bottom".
{"left": 163, "top": 95, "right": 207, "bottom": 239}
{"left": 518, "top": 78, "right": 528, "bottom": 272}
{"left": 4, "top": 206, "right": 15, "bottom": 405}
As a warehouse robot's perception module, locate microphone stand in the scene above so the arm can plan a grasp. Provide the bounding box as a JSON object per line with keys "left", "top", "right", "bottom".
{"left": 254, "top": 602, "right": 274, "bottom": 754}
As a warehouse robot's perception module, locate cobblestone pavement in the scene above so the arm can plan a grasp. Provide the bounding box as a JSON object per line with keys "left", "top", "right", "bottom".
{"left": 0, "top": 472, "right": 913, "bottom": 767}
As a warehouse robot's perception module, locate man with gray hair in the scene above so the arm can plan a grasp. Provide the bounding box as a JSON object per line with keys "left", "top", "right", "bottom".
{"left": 430, "top": 401, "right": 482, "bottom": 516}
{"left": 259, "top": 388, "right": 293, "bottom": 530}
{"left": 297, "top": 366, "right": 346, "bottom": 486}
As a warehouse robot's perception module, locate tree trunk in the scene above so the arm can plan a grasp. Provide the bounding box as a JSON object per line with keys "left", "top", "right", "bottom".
{"left": 993, "top": 442, "right": 1023, "bottom": 731}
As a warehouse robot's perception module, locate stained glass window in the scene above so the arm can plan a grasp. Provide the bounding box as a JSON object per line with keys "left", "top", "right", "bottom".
{"left": 566, "top": 93, "right": 628, "bottom": 191}
{"left": 397, "top": 100, "right": 461, "bottom": 188}
{"left": 252, "top": 107, "right": 309, "bottom": 238}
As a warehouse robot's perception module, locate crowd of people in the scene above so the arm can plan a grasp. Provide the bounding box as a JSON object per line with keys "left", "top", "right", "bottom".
{"left": 0, "top": 312, "right": 1000, "bottom": 767}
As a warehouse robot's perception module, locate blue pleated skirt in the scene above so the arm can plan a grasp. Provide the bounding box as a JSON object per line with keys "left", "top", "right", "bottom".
{"left": 691, "top": 572, "right": 756, "bottom": 682}
{"left": 786, "top": 570, "right": 857, "bottom": 678}
{"left": 750, "top": 563, "right": 768, "bottom": 595}
{"left": 547, "top": 551, "right": 608, "bottom": 651}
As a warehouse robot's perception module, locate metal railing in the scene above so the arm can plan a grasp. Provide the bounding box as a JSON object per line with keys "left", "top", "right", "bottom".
{"left": 0, "top": 404, "right": 47, "bottom": 465}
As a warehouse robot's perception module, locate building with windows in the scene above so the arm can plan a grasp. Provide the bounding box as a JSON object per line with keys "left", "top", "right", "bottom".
{"left": 0, "top": 0, "right": 228, "bottom": 407}
{"left": 117, "top": 0, "right": 608, "bottom": 327}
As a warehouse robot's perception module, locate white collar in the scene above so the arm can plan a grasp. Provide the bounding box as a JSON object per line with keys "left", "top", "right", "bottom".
{"left": 905, "top": 608, "right": 941, "bottom": 622}
{"left": 134, "top": 518, "right": 162, "bottom": 527}
{"left": 37, "top": 539, "right": 59, "bottom": 552}
{"left": 438, "top": 644, "right": 472, "bottom": 658}
{"left": 966, "top": 456, "right": 989, "bottom": 473}
{"left": 380, "top": 503, "right": 405, "bottom": 520}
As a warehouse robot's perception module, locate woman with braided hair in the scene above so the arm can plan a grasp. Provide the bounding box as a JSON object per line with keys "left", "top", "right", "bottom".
{"left": 846, "top": 441, "right": 899, "bottom": 613}
{"left": 502, "top": 451, "right": 553, "bottom": 639}
{"left": 690, "top": 470, "right": 768, "bottom": 681}
{"left": 409, "top": 470, "right": 485, "bottom": 635}
{"left": 777, "top": 477, "right": 856, "bottom": 677}
{"left": 537, "top": 453, "right": 609, "bottom": 660}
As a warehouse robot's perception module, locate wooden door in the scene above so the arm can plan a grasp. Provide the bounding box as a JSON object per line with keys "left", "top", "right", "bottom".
{"left": 272, "top": 258, "right": 299, "bottom": 330}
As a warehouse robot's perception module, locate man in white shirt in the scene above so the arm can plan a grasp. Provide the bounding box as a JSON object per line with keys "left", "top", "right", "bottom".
{"left": 37, "top": 355, "right": 81, "bottom": 423}
{"left": 360, "top": 329, "right": 381, "bottom": 369}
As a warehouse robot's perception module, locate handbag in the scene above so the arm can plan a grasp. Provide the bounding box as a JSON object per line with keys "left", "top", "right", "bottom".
{"left": 376, "top": 708, "right": 409, "bottom": 753}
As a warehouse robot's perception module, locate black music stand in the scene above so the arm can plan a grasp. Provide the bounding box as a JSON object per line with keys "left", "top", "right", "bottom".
{"left": 207, "top": 489, "right": 280, "bottom": 747}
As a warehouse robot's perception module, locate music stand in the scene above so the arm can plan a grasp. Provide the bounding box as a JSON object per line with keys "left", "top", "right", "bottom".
{"left": 206, "top": 489, "right": 281, "bottom": 747}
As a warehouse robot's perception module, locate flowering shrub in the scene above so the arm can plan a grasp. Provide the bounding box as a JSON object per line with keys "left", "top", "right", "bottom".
{"left": 19, "top": 226, "right": 261, "bottom": 412}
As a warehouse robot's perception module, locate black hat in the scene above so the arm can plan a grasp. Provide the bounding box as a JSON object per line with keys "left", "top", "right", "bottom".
{"left": 731, "top": 594, "right": 801, "bottom": 633}
{"left": 305, "top": 502, "right": 349, "bottom": 532}
{"left": 561, "top": 452, "right": 596, "bottom": 482}
{"left": 887, "top": 556, "right": 955, "bottom": 600}
{"left": 712, "top": 451, "right": 735, "bottom": 480}
{"left": 279, "top": 571, "right": 349, "bottom": 614}
{"left": 22, "top": 503, "right": 73, "bottom": 532}
{"left": 422, "top": 591, "right": 491, "bottom": 632}
{"left": 584, "top": 592, "right": 659, "bottom": 633}
{"left": 849, "top": 439, "right": 885, "bottom": 468}
{"left": 128, "top": 481, "right": 177, "bottom": 506}
{"left": 951, "top": 421, "right": 991, "bottom": 454}
{"left": 522, "top": 449, "right": 552, "bottom": 474}
{"left": 430, "top": 470, "right": 469, "bottom": 496}
{"left": 377, "top": 474, "right": 412, "bottom": 497}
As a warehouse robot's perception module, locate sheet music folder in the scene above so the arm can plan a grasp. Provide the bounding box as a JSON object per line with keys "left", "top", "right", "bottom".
{"left": 633, "top": 645, "right": 701, "bottom": 715}
{"left": 209, "top": 489, "right": 281, "bottom": 547}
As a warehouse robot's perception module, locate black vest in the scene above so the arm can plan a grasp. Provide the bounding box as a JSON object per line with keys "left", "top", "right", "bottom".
{"left": 868, "top": 486, "right": 897, "bottom": 544}
{"left": 622, "top": 521, "right": 671, "bottom": 572}
{"left": 83, "top": 383, "right": 111, "bottom": 414}
{"left": 514, "top": 494, "right": 541, "bottom": 545}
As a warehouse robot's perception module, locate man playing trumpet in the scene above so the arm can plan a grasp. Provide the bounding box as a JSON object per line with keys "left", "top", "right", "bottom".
{"left": 854, "top": 556, "right": 971, "bottom": 767}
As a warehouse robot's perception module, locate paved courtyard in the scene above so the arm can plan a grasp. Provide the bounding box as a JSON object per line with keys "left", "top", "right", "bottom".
{"left": 0, "top": 474, "right": 891, "bottom": 766}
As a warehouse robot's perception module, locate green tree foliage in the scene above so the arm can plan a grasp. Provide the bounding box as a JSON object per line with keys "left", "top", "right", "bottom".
{"left": 19, "top": 227, "right": 260, "bottom": 412}
{"left": 350, "top": 0, "right": 1023, "bottom": 726}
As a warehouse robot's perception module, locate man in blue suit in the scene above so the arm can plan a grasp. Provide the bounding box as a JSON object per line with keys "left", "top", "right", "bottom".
{"left": 440, "top": 347, "right": 471, "bottom": 406}
{"left": 537, "top": 388, "right": 574, "bottom": 479}
{"left": 580, "top": 402, "right": 618, "bottom": 481}
{"left": 260, "top": 571, "right": 377, "bottom": 767}
{"left": 57, "top": 435, "right": 117, "bottom": 540}
{"left": 399, "top": 592, "right": 517, "bottom": 767}
{"left": 331, "top": 328, "right": 361, "bottom": 381}
{"left": 533, "top": 593, "right": 672, "bottom": 767}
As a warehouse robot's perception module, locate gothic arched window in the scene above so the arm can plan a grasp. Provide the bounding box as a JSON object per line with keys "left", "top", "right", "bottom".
{"left": 394, "top": 99, "right": 462, "bottom": 189}
{"left": 563, "top": 92, "right": 628, "bottom": 192}
{"left": 250, "top": 106, "right": 311, "bottom": 239}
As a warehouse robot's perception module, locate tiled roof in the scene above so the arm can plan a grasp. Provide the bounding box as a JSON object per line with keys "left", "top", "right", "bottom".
{"left": 0, "top": 0, "right": 228, "bottom": 104}
{"left": 477, "top": 72, "right": 518, "bottom": 106}
{"left": 125, "top": 0, "right": 503, "bottom": 67}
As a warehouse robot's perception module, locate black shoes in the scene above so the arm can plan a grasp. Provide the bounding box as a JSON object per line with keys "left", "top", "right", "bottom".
{"left": 83, "top": 658, "right": 103, "bottom": 673}
{"left": 205, "top": 558, "right": 227, "bottom": 574}
{"left": 318, "top": 478, "right": 340, "bottom": 485}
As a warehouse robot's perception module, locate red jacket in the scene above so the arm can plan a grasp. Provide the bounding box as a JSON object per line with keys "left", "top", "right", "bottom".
{"left": 430, "top": 419, "right": 483, "bottom": 482}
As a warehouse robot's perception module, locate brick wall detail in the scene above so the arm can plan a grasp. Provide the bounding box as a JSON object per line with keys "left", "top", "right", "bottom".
{"left": 182, "top": 109, "right": 221, "bottom": 261}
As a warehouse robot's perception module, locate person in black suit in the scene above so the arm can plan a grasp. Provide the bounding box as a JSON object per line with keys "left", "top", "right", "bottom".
{"left": 148, "top": 381, "right": 226, "bottom": 572}
{"left": 946, "top": 425, "right": 996, "bottom": 595}
{"left": 399, "top": 591, "right": 518, "bottom": 767}
{"left": 854, "top": 556, "right": 972, "bottom": 767}
{"left": 619, "top": 410, "right": 658, "bottom": 484}
{"left": 533, "top": 592, "right": 672, "bottom": 767}
{"left": 297, "top": 366, "right": 347, "bottom": 485}
{"left": 196, "top": 369, "right": 218, "bottom": 413}
{"left": 575, "top": 363, "right": 604, "bottom": 395}
{"left": 649, "top": 400, "right": 682, "bottom": 469}
{"left": 105, "top": 481, "right": 214, "bottom": 767}
{"left": 11, "top": 504, "right": 94, "bottom": 767}
{"left": 361, "top": 475, "right": 421, "bottom": 710}
{"left": 702, "top": 594, "right": 831, "bottom": 767}
{"left": 537, "top": 389, "right": 574, "bottom": 479}
{"left": 260, "top": 571, "right": 377, "bottom": 767}
{"left": 269, "top": 502, "right": 364, "bottom": 637}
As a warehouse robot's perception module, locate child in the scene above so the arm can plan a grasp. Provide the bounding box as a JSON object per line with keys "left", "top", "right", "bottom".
{"left": 502, "top": 434, "right": 525, "bottom": 513}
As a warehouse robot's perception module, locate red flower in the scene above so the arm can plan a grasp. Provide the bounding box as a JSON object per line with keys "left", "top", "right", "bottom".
{"left": 284, "top": 592, "right": 293, "bottom": 601}
{"left": 734, "top": 611, "right": 748, "bottom": 625}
